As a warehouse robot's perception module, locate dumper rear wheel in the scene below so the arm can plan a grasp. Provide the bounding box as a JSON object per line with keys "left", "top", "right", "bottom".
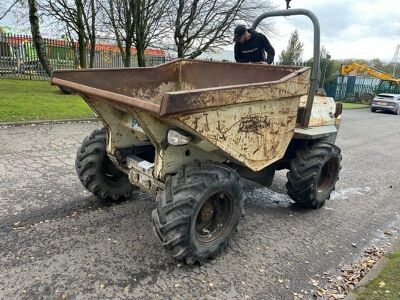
{"left": 286, "top": 142, "right": 341, "bottom": 209}
{"left": 152, "top": 161, "right": 244, "bottom": 264}
{"left": 75, "top": 128, "right": 135, "bottom": 202}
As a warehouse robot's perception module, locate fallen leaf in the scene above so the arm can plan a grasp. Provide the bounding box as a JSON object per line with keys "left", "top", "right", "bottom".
{"left": 331, "top": 293, "right": 345, "bottom": 299}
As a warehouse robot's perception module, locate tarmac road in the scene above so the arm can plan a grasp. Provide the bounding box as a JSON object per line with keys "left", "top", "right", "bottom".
{"left": 0, "top": 109, "right": 399, "bottom": 299}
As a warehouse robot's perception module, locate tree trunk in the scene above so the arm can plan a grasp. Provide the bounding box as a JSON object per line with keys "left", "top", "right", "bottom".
{"left": 76, "top": 0, "right": 86, "bottom": 68}
{"left": 124, "top": 34, "right": 133, "bottom": 67}
{"left": 124, "top": 45, "right": 132, "bottom": 67}
{"left": 89, "top": 37, "right": 95, "bottom": 68}
{"left": 89, "top": 0, "right": 96, "bottom": 68}
{"left": 176, "top": 39, "right": 185, "bottom": 58}
{"left": 136, "top": 44, "right": 146, "bottom": 67}
{"left": 177, "top": 46, "right": 185, "bottom": 58}
{"left": 28, "top": 0, "right": 72, "bottom": 94}
{"left": 28, "top": 0, "right": 52, "bottom": 76}
{"left": 77, "top": 34, "right": 86, "bottom": 68}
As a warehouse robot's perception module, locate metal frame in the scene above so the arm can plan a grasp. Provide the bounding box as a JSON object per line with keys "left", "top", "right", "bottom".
{"left": 252, "top": 8, "right": 321, "bottom": 128}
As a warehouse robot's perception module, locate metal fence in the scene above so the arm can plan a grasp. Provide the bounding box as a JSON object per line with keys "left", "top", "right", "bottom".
{"left": 0, "top": 33, "right": 166, "bottom": 80}
{"left": 325, "top": 75, "right": 381, "bottom": 102}
{"left": 6, "top": 35, "right": 370, "bottom": 101}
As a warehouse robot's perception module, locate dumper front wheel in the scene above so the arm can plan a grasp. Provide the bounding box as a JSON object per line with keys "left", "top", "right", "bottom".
{"left": 286, "top": 142, "right": 342, "bottom": 209}
{"left": 152, "top": 162, "right": 244, "bottom": 264}
{"left": 75, "top": 128, "right": 136, "bottom": 202}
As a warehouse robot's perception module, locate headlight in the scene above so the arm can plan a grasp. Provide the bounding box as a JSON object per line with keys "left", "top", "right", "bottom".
{"left": 167, "top": 130, "right": 192, "bottom": 145}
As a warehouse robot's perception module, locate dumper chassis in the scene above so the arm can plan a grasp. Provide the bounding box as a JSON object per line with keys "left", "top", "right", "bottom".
{"left": 52, "top": 9, "right": 343, "bottom": 264}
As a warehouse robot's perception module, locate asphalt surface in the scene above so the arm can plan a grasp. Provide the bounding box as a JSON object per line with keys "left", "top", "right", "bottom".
{"left": 0, "top": 109, "right": 399, "bottom": 299}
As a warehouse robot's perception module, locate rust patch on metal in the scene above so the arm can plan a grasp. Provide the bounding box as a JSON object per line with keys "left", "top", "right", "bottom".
{"left": 238, "top": 115, "right": 270, "bottom": 134}
{"left": 52, "top": 59, "right": 310, "bottom": 118}
{"left": 52, "top": 78, "right": 161, "bottom": 114}
{"left": 52, "top": 60, "right": 179, "bottom": 105}
{"left": 159, "top": 66, "right": 310, "bottom": 116}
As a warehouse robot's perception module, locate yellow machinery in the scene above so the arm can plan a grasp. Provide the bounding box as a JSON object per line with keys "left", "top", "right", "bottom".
{"left": 340, "top": 63, "right": 400, "bottom": 84}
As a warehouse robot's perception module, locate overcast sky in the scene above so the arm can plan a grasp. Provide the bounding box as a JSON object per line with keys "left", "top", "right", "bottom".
{"left": 263, "top": 0, "right": 400, "bottom": 61}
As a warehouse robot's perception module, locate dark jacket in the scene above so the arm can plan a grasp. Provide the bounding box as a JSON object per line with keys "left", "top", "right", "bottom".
{"left": 234, "top": 29, "right": 275, "bottom": 64}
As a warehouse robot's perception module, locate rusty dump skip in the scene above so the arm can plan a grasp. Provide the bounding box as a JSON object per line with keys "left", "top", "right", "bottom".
{"left": 52, "top": 59, "right": 312, "bottom": 171}
{"left": 51, "top": 59, "right": 310, "bottom": 117}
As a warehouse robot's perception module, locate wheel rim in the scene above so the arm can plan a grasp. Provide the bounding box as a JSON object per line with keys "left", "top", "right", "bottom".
{"left": 317, "top": 157, "right": 337, "bottom": 194}
{"left": 194, "top": 192, "right": 234, "bottom": 244}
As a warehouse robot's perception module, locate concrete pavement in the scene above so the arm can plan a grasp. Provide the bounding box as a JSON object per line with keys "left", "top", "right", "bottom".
{"left": 0, "top": 109, "right": 399, "bottom": 299}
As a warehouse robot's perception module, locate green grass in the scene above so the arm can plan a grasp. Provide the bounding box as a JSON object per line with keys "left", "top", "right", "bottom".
{"left": 342, "top": 102, "right": 370, "bottom": 109}
{"left": 0, "top": 78, "right": 94, "bottom": 122}
{"left": 356, "top": 251, "right": 400, "bottom": 299}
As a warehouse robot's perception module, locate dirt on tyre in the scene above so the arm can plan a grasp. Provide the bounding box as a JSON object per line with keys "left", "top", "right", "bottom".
{"left": 152, "top": 161, "right": 244, "bottom": 264}
{"left": 286, "top": 142, "right": 342, "bottom": 209}
{"left": 75, "top": 128, "right": 136, "bottom": 202}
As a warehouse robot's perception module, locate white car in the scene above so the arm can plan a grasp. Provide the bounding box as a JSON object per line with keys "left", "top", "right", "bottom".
{"left": 371, "top": 93, "right": 400, "bottom": 115}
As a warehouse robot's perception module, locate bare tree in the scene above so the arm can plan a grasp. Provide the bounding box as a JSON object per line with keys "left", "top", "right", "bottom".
{"left": 100, "top": 0, "right": 135, "bottom": 67}
{"left": 27, "top": 0, "right": 52, "bottom": 76}
{"left": 42, "top": 0, "right": 98, "bottom": 68}
{"left": 0, "top": 0, "right": 21, "bottom": 21}
{"left": 133, "top": 0, "right": 170, "bottom": 66}
{"left": 28, "top": 0, "right": 71, "bottom": 93}
{"left": 170, "top": 0, "right": 274, "bottom": 59}
{"left": 101, "top": 0, "right": 170, "bottom": 67}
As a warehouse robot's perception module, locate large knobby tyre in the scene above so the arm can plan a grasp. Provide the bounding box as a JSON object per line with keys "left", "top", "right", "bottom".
{"left": 286, "top": 142, "right": 342, "bottom": 209}
{"left": 152, "top": 161, "right": 244, "bottom": 264}
{"left": 75, "top": 128, "right": 136, "bottom": 202}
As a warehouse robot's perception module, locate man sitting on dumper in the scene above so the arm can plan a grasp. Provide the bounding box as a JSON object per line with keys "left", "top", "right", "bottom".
{"left": 233, "top": 25, "right": 275, "bottom": 64}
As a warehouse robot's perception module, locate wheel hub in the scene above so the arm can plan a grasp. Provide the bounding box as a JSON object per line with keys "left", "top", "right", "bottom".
{"left": 195, "top": 192, "right": 234, "bottom": 244}
{"left": 199, "top": 201, "right": 214, "bottom": 223}
{"left": 317, "top": 157, "right": 337, "bottom": 193}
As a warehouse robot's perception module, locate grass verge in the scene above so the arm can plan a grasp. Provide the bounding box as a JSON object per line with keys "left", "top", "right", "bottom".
{"left": 356, "top": 251, "right": 400, "bottom": 299}
{"left": 342, "top": 102, "right": 370, "bottom": 110}
{"left": 0, "top": 78, "right": 94, "bottom": 122}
